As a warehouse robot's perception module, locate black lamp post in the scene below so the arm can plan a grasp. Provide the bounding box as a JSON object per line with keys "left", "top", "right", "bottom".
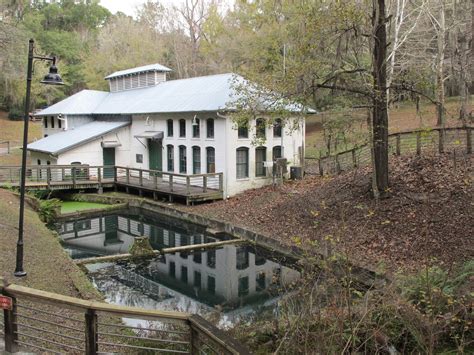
{"left": 14, "top": 39, "right": 64, "bottom": 277}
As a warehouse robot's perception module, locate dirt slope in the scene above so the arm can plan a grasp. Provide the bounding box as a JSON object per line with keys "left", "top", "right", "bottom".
{"left": 188, "top": 154, "right": 474, "bottom": 272}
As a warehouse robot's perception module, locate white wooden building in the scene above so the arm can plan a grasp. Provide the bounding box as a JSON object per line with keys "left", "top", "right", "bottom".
{"left": 29, "top": 64, "right": 311, "bottom": 197}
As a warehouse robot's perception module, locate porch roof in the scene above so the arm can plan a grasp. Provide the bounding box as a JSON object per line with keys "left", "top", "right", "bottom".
{"left": 27, "top": 120, "right": 130, "bottom": 155}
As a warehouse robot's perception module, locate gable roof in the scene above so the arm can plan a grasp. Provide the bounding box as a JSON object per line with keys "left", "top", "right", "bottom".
{"left": 104, "top": 63, "right": 172, "bottom": 80}
{"left": 27, "top": 120, "right": 130, "bottom": 155}
{"left": 36, "top": 73, "right": 314, "bottom": 117}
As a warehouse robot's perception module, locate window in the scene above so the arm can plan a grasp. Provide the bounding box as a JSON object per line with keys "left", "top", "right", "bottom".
{"left": 255, "top": 147, "right": 267, "bottom": 177}
{"left": 194, "top": 271, "right": 201, "bottom": 288}
{"left": 37, "top": 159, "right": 41, "bottom": 165}
{"left": 179, "top": 145, "right": 187, "bottom": 173}
{"left": 169, "top": 262, "right": 176, "bottom": 278}
{"left": 207, "top": 249, "right": 216, "bottom": 268}
{"left": 181, "top": 266, "right": 188, "bottom": 283}
{"left": 273, "top": 146, "right": 282, "bottom": 160}
{"left": 236, "top": 147, "right": 249, "bottom": 179}
{"left": 43, "top": 118, "right": 48, "bottom": 128}
{"left": 273, "top": 118, "right": 282, "bottom": 137}
{"left": 192, "top": 146, "right": 201, "bottom": 174}
{"left": 206, "top": 118, "right": 214, "bottom": 138}
{"left": 236, "top": 247, "right": 249, "bottom": 270}
{"left": 50, "top": 116, "right": 55, "bottom": 129}
{"left": 136, "top": 154, "right": 143, "bottom": 163}
{"left": 256, "top": 272, "right": 266, "bottom": 292}
{"left": 238, "top": 121, "right": 249, "bottom": 138}
{"left": 206, "top": 147, "right": 215, "bottom": 173}
{"left": 207, "top": 276, "right": 216, "bottom": 294}
{"left": 58, "top": 118, "right": 62, "bottom": 129}
{"left": 179, "top": 119, "right": 186, "bottom": 137}
{"left": 167, "top": 145, "right": 174, "bottom": 171}
{"left": 256, "top": 118, "right": 265, "bottom": 139}
{"left": 238, "top": 276, "right": 249, "bottom": 297}
{"left": 192, "top": 118, "right": 200, "bottom": 138}
{"left": 193, "top": 251, "right": 202, "bottom": 264}
{"left": 167, "top": 119, "right": 173, "bottom": 137}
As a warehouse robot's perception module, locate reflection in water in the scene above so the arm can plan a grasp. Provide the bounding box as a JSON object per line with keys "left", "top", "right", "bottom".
{"left": 57, "top": 212, "right": 300, "bottom": 327}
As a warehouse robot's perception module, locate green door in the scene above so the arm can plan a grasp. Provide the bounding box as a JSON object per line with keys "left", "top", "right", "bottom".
{"left": 148, "top": 139, "right": 162, "bottom": 174}
{"left": 103, "top": 147, "right": 115, "bottom": 179}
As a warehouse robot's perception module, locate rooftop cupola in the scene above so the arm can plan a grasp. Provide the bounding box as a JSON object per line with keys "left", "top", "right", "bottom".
{"left": 105, "top": 63, "right": 172, "bottom": 92}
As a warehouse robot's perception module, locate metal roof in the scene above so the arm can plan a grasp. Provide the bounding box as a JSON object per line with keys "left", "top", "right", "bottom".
{"left": 37, "top": 90, "right": 109, "bottom": 116}
{"left": 104, "top": 63, "right": 172, "bottom": 80}
{"left": 36, "top": 73, "right": 315, "bottom": 117}
{"left": 27, "top": 120, "right": 130, "bottom": 155}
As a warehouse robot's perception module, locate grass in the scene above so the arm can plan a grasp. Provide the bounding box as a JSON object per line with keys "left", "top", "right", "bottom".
{"left": 0, "top": 189, "right": 99, "bottom": 298}
{"left": 60, "top": 201, "right": 114, "bottom": 214}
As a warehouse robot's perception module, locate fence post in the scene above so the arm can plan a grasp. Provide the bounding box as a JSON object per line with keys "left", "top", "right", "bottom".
{"left": 467, "top": 127, "right": 472, "bottom": 154}
{"left": 416, "top": 132, "right": 421, "bottom": 155}
{"left": 396, "top": 134, "right": 401, "bottom": 156}
{"left": 335, "top": 154, "right": 341, "bottom": 174}
{"left": 318, "top": 158, "right": 323, "bottom": 176}
{"left": 4, "top": 295, "right": 18, "bottom": 353}
{"left": 351, "top": 149, "right": 357, "bottom": 168}
{"left": 85, "top": 309, "right": 98, "bottom": 355}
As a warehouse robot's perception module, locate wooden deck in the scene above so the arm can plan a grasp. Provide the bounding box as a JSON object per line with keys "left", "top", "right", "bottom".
{"left": 0, "top": 165, "right": 224, "bottom": 204}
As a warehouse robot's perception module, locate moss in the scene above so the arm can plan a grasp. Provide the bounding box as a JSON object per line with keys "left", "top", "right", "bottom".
{"left": 60, "top": 201, "right": 114, "bottom": 214}
{"left": 129, "top": 236, "right": 155, "bottom": 259}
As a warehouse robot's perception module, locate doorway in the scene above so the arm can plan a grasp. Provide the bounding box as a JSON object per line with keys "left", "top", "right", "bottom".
{"left": 103, "top": 147, "right": 115, "bottom": 179}
{"left": 148, "top": 139, "right": 162, "bottom": 174}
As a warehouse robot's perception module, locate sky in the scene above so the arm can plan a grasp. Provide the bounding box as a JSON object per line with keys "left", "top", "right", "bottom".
{"left": 99, "top": 0, "right": 233, "bottom": 17}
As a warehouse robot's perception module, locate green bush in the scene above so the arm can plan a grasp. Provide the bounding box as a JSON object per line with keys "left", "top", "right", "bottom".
{"left": 8, "top": 107, "right": 24, "bottom": 121}
{"left": 38, "top": 198, "right": 61, "bottom": 225}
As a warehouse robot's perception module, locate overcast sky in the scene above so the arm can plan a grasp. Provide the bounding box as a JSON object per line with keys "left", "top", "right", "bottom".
{"left": 99, "top": 0, "right": 233, "bottom": 17}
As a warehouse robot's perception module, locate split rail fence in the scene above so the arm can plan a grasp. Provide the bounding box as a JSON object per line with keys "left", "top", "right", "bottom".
{"left": 0, "top": 278, "right": 248, "bottom": 354}
{"left": 305, "top": 126, "right": 473, "bottom": 176}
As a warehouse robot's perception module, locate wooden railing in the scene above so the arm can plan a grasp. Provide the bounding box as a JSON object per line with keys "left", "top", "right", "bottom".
{"left": 306, "top": 126, "right": 473, "bottom": 176}
{"left": 115, "top": 166, "right": 224, "bottom": 195}
{"left": 0, "top": 278, "right": 248, "bottom": 354}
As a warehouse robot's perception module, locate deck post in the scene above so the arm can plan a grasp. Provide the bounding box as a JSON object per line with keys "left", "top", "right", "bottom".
{"left": 169, "top": 175, "right": 173, "bottom": 192}
{"left": 85, "top": 308, "right": 98, "bottom": 355}
{"left": 46, "top": 167, "right": 51, "bottom": 189}
{"left": 203, "top": 175, "right": 208, "bottom": 193}
{"left": 154, "top": 172, "right": 158, "bottom": 189}
{"left": 186, "top": 176, "right": 190, "bottom": 195}
{"left": 126, "top": 168, "right": 130, "bottom": 184}
{"left": 219, "top": 173, "right": 223, "bottom": 192}
{"left": 4, "top": 295, "right": 18, "bottom": 353}
{"left": 139, "top": 170, "right": 143, "bottom": 187}
{"left": 97, "top": 167, "right": 102, "bottom": 187}
{"left": 61, "top": 167, "right": 65, "bottom": 182}
{"left": 72, "top": 167, "right": 76, "bottom": 188}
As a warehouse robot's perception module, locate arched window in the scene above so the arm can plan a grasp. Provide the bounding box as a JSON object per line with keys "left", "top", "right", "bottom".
{"left": 206, "top": 147, "right": 215, "bottom": 173}
{"left": 236, "top": 147, "right": 249, "bottom": 179}
{"left": 167, "top": 145, "right": 174, "bottom": 172}
{"left": 206, "top": 118, "right": 214, "bottom": 138}
{"left": 192, "top": 118, "right": 200, "bottom": 138}
{"left": 256, "top": 118, "right": 265, "bottom": 138}
{"left": 192, "top": 146, "right": 201, "bottom": 174}
{"left": 273, "top": 146, "right": 282, "bottom": 160}
{"left": 179, "top": 119, "right": 186, "bottom": 137}
{"left": 255, "top": 146, "right": 267, "bottom": 177}
{"left": 179, "top": 145, "right": 187, "bottom": 173}
{"left": 167, "top": 119, "right": 173, "bottom": 137}
{"left": 273, "top": 118, "right": 282, "bottom": 137}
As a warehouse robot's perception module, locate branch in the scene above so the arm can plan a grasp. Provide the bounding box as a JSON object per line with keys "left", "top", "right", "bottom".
{"left": 313, "top": 83, "right": 373, "bottom": 97}
{"left": 389, "top": 84, "right": 439, "bottom": 105}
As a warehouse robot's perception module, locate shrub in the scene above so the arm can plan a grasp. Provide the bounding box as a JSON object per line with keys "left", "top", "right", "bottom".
{"left": 38, "top": 198, "right": 61, "bottom": 225}
{"left": 8, "top": 107, "right": 24, "bottom": 121}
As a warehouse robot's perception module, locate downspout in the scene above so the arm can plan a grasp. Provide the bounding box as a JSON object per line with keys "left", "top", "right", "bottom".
{"left": 217, "top": 111, "right": 228, "bottom": 199}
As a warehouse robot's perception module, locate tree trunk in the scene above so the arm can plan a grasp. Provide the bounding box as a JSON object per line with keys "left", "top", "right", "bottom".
{"left": 435, "top": 1, "right": 446, "bottom": 127}
{"left": 372, "top": 0, "right": 389, "bottom": 197}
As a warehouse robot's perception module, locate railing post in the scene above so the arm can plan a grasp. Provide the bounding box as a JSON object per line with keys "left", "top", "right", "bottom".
{"left": 4, "top": 295, "right": 18, "bottom": 353}
{"left": 98, "top": 167, "right": 102, "bottom": 183}
{"left": 154, "top": 171, "right": 158, "bottom": 189}
{"left": 203, "top": 175, "right": 208, "bottom": 193}
{"left": 466, "top": 127, "right": 472, "bottom": 154}
{"left": 85, "top": 309, "right": 98, "bottom": 355}
{"left": 126, "top": 168, "right": 130, "bottom": 184}
{"left": 416, "top": 132, "right": 421, "bottom": 155}
{"left": 139, "top": 170, "right": 143, "bottom": 187}
{"left": 72, "top": 167, "right": 77, "bottom": 188}
{"left": 113, "top": 166, "right": 117, "bottom": 183}
{"left": 396, "top": 133, "right": 401, "bottom": 156}
{"left": 169, "top": 175, "right": 174, "bottom": 192}
{"left": 219, "top": 173, "right": 223, "bottom": 192}
{"left": 62, "top": 167, "right": 65, "bottom": 182}
{"left": 186, "top": 176, "right": 190, "bottom": 195}
{"left": 46, "top": 167, "right": 51, "bottom": 189}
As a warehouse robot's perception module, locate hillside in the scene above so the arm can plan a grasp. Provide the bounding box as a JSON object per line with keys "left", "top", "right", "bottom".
{"left": 188, "top": 153, "right": 473, "bottom": 272}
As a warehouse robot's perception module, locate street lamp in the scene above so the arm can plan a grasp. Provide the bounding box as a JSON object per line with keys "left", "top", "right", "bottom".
{"left": 14, "top": 39, "right": 64, "bottom": 277}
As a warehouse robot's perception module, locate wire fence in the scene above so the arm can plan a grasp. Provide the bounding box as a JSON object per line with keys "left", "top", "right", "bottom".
{"left": 305, "top": 127, "right": 473, "bottom": 176}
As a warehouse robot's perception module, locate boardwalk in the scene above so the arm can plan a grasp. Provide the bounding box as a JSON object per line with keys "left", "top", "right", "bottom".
{"left": 0, "top": 165, "right": 224, "bottom": 204}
